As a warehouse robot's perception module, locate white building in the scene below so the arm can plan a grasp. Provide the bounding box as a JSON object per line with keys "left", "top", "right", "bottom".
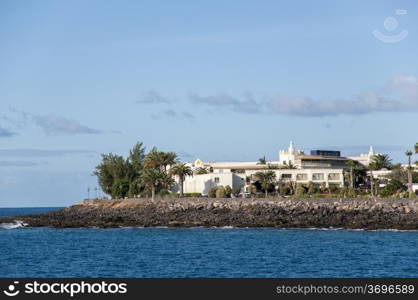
{"left": 179, "top": 141, "right": 355, "bottom": 195}
{"left": 348, "top": 146, "right": 378, "bottom": 166}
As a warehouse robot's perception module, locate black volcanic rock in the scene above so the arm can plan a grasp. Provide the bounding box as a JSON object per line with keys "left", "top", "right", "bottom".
{"left": 1, "top": 198, "right": 417, "bottom": 230}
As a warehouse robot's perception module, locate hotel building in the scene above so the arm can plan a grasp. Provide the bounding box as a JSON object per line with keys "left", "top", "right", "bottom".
{"left": 179, "top": 142, "right": 377, "bottom": 195}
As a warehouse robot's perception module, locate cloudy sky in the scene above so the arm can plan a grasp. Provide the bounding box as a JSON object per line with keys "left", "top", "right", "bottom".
{"left": 1, "top": 0, "right": 417, "bottom": 206}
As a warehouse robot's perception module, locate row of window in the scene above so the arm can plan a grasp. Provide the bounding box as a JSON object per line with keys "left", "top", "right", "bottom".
{"left": 291, "top": 173, "right": 340, "bottom": 181}
{"left": 214, "top": 173, "right": 340, "bottom": 184}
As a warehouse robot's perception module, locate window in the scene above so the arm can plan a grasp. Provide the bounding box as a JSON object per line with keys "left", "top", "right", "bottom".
{"left": 312, "top": 173, "right": 324, "bottom": 180}
{"left": 281, "top": 174, "right": 292, "bottom": 179}
{"left": 328, "top": 173, "right": 340, "bottom": 180}
{"left": 296, "top": 173, "right": 308, "bottom": 180}
{"left": 214, "top": 177, "right": 219, "bottom": 183}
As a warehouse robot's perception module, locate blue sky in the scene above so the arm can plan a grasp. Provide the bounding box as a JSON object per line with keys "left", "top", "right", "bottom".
{"left": 1, "top": 0, "right": 417, "bottom": 206}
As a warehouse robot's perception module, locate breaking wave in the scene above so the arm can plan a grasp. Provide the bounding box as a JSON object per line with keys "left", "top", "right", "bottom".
{"left": 0, "top": 220, "right": 28, "bottom": 229}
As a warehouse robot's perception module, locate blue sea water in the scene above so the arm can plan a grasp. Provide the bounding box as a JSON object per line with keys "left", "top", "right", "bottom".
{"left": 0, "top": 207, "right": 64, "bottom": 217}
{"left": 0, "top": 208, "right": 417, "bottom": 278}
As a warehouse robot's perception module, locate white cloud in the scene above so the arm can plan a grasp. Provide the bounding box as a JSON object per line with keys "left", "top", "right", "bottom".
{"left": 188, "top": 74, "right": 418, "bottom": 117}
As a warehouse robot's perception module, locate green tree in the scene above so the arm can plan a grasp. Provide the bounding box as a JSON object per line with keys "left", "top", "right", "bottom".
{"left": 368, "top": 154, "right": 392, "bottom": 197}
{"left": 93, "top": 153, "right": 130, "bottom": 195}
{"left": 370, "top": 154, "right": 392, "bottom": 170}
{"left": 170, "top": 163, "right": 193, "bottom": 197}
{"left": 111, "top": 178, "right": 130, "bottom": 199}
{"left": 141, "top": 167, "right": 163, "bottom": 201}
{"left": 254, "top": 170, "right": 276, "bottom": 198}
{"left": 128, "top": 142, "right": 146, "bottom": 179}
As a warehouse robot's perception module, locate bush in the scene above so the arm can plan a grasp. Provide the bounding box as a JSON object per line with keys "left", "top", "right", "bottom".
{"left": 328, "top": 184, "right": 341, "bottom": 194}
{"left": 208, "top": 187, "right": 218, "bottom": 198}
{"left": 249, "top": 184, "right": 257, "bottom": 195}
{"left": 232, "top": 187, "right": 241, "bottom": 197}
{"left": 224, "top": 185, "right": 232, "bottom": 198}
{"left": 279, "top": 185, "right": 291, "bottom": 196}
{"left": 338, "top": 187, "right": 348, "bottom": 198}
{"left": 379, "top": 179, "right": 406, "bottom": 197}
{"left": 111, "top": 179, "right": 130, "bottom": 199}
{"left": 215, "top": 186, "right": 226, "bottom": 198}
{"left": 307, "top": 182, "right": 319, "bottom": 195}
{"left": 157, "top": 189, "right": 170, "bottom": 197}
{"left": 347, "top": 187, "right": 356, "bottom": 198}
{"left": 183, "top": 192, "right": 202, "bottom": 197}
{"left": 295, "top": 184, "right": 306, "bottom": 197}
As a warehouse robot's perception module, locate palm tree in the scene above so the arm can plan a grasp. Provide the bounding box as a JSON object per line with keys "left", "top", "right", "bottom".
{"left": 281, "top": 161, "right": 297, "bottom": 169}
{"left": 346, "top": 160, "right": 357, "bottom": 189}
{"left": 195, "top": 167, "right": 209, "bottom": 175}
{"left": 257, "top": 156, "right": 267, "bottom": 165}
{"left": 405, "top": 150, "right": 413, "bottom": 193}
{"left": 370, "top": 154, "right": 392, "bottom": 170}
{"left": 161, "top": 151, "right": 178, "bottom": 172}
{"left": 254, "top": 170, "right": 276, "bottom": 198}
{"left": 141, "top": 167, "right": 163, "bottom": 201}
{"left": 170, "top": 164, "right": 193, "bottom": 197}
{"left": 144, "top": 148, "right": 163, "bottom": 169}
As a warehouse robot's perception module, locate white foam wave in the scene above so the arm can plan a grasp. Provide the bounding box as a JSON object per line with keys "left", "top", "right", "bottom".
{"left": 0, "top": 220, "right": 28, "bottom": 229}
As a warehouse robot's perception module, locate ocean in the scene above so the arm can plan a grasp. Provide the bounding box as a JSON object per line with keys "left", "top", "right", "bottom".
{"left": 0, "top": 207, "right": 417, "bottom": 278}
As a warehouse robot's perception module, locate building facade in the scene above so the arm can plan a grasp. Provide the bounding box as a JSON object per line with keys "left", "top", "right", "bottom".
{"left": 177, "top": 141, "right": 369, "bottom": 195}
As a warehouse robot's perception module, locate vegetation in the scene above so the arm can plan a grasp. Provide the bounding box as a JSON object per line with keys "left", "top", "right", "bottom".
{"left": 94, "top": 142, "right": 416, "bottom": 200}
{"left": 257, "top": 156, "right": 267, "bottom": 165}
{"left": 170, "top": 163, "right": 193, "bottom": 197}
{"left": 254, "top": 170, "right": 276, "bottom": 197}
{"left": 224, "top": 185, "right": 232, "bottom": 198}
{"left": 280, "top": 161, "right": 297, "bottom": 169}
{"left": 215, "top": 186, "right": 226, "bottom": 198}
{"left": 195, "top": 167, "right": 209, "bottom": 175}
{"left": 94, "top": 142, "right": 180, "bottom": 200}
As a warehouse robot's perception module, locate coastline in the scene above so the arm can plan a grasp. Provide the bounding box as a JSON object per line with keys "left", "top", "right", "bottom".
{"left": 1, "top": 197, "right": 417, "bottom": 230}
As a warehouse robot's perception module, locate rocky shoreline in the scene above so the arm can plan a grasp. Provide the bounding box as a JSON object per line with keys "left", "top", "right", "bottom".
{"left": 1, "top": 198, "right": 418, "bottom": 229}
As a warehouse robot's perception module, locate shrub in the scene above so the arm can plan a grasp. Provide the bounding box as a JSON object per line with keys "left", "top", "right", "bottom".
{"left": 295, "top": 184, "right": 306, "bottom": 197}
{"left": 279, "top": 185, "right": 291, "bottom": 195}
{"left": 232, "top": 187, "right": 241, "bottom": 197}
{"left": 183, "top": 192, "right": 202, "bottom": 197}
{"left": 338, "top": 187, "right": 348, "bottom": 198}
{"left": 157, "top": 189, "right": 170, "bottom": 197}
{"left": 215, "top": 186, "right": 226, "bottom": 198}
{"left": 307, "top": 182, "right": 318, "bottom": 195}
{"left": 224, "top": 185, "right": 232, "bottom": 198}
{"left": 208, "top": 187, "right": 218, "bottom": 198}
{"left": 328, "top": 184, "right": 340, "bottom": 194}
{"left": 249, "top": 184, "right": 257, "bottom": 195}
{"left": 347, "top": 187, "right": 356, "bottom": 198}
